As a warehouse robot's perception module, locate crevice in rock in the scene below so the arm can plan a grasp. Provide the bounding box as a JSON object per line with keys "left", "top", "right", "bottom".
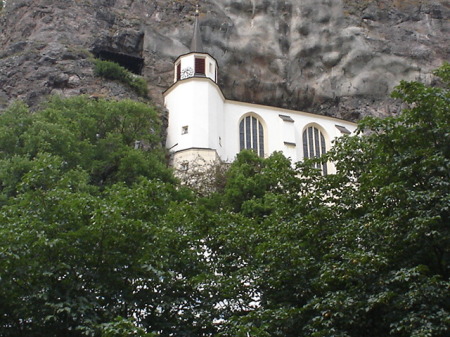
{"left": 93, "top": 49, "right": 144, "bottom": 75}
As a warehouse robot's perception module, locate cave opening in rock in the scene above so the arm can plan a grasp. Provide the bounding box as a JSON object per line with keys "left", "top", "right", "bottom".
{"left": 94, "top": 50, "right": 144, "bottom": 75}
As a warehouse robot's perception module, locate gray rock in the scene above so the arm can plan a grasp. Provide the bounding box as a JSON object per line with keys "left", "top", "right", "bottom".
{"left": 0, "top": 0, "right": 448, "bottom": 120}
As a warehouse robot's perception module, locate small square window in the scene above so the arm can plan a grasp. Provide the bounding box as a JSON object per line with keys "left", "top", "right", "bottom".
{"left": 181, "top": 126, "right": 189, "bottom": 134}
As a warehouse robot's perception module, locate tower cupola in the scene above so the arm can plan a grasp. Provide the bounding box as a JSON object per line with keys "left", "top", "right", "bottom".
{"left": 173, "top": 6, "right": 218, "bottom": 83}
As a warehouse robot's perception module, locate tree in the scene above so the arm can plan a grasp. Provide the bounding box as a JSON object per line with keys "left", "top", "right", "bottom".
{"left": 192, "top": 64, "right": 449, "bottom": 336}
{"left": 0, "top": 97, "right": 212, "bottom": 336}
{"left": 1, "top": 63, "right": 449, "bottom": 336}
{"left": 0, "top": 96, "right": 174, "bottom": 203}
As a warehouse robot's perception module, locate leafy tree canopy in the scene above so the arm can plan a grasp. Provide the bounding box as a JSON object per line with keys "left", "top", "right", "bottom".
{"left": 192, "top": 64, "right": 450, "bottom": 336}
{"left": 0, "top": 96, "right": 173, "bottom": 203}
{"left": 1, "top": 64, "right": 449, "bottom": 336}
{"left": 0, "top": 97, "right": 208, "bottom": 336}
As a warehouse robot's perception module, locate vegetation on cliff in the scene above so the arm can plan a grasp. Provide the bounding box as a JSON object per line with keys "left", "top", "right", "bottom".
{"left": 94, "top": 59, "right": 148, "bottom": 98}
{"left": 0, "top": 65, "right": 449, "bottom": 336}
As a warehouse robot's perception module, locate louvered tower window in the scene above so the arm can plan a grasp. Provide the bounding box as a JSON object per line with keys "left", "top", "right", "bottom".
{"left": 239, "top": 116, "right": 264, "bottom": 157}
{"left": 303, "top": 126, "right": 328, "bottom": 175}
{"left": 195, "top": 57, "right": 205, "bottom": 75}
{"left": 176, "top": 63, "right": 181, "bottom": 81}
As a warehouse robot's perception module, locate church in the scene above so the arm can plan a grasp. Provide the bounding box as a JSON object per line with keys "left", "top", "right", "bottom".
{"left": 164, "top": 11, "right": 357, "bottom": 175}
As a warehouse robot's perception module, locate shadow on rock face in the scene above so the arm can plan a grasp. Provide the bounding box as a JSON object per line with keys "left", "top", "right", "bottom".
{"left": 0, "top": 0, "right": 448, "bottom": 120}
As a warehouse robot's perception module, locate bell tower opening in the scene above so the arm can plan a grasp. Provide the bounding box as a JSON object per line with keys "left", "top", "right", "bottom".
{"left": 195, "top": 57, "right": 205, "bottom": 75}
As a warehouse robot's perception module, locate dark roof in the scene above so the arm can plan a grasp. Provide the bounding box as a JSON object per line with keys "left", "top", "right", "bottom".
{"left": 190, "top": 12, "right": 203, "bottom": 52}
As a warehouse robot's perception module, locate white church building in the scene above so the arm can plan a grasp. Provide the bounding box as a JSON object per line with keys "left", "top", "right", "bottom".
{"left": 164, "top": 13, "right": 357, "bottom": 175}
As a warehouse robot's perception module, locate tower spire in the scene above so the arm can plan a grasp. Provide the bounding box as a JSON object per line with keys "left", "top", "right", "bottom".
{"left": 190, "top": 4, "right": 203, "bottom": 52}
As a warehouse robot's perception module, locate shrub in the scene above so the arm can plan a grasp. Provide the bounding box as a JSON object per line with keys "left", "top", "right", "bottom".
{"left": 129, "top": 76, "right": 148, "bottom": 97}
{"left": 93, "top": 59, "right": 148, "bottom": 97}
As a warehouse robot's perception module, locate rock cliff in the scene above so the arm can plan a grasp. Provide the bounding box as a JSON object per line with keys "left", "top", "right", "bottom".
{"left": 0, "top": 0, "right": 448, "bottom": 120}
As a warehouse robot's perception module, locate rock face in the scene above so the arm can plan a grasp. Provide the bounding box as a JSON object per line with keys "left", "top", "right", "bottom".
{"left": 0, "top": 0, "right": 448, "bottom": 120}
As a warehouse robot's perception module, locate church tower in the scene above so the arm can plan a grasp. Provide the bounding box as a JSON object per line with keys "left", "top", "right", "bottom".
{"left": 164, "top": 6, "right": 225, "bottom": 170}
{"left": 164, "top": 5, "right": 358, "bottom": 175}
{"left": 173, "top": 8, "right": 218, "bottom": 84}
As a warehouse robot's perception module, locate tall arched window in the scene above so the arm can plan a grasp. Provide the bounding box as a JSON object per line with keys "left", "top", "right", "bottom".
{"left": 239, "top": 115, "right": 264, "bottom": 157}
{"left": 303, "top": 125, "right": 328, "bottom": 175}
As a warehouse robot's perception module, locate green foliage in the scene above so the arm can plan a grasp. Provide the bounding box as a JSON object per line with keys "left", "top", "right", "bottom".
{"left": 94, "top": 59, "right": 129, "bottom": 81}
{"left": 0, "top": 96, "right": 172, "bottom": 202}
{"left": 94, "top": 59, "right": 148, "bottom": 97}
{"left": 128, "top": 76, "right": 148, "bottom": 97}
{"left": 0, "top": 96, "right": 213, "bottom": 336}
{"left": 0, "top": 177, "right": 202, "bottom": 336}
{"left": 100, "top": 317, "right": 156, "bottom": 337}
{"left": 190, "top": 64, "right": 450, "bottom": 336}
{"left": 1, "top": 64, "right": 449, "bottom": 336}
{"left": 223, "top": 150, "right": 300, "bottom": 216}
{"left": 433, "top": 62, "right": 450, "bottom": 85}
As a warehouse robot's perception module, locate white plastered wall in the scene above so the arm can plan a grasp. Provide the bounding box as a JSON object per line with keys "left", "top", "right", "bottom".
{"left": 221, "top": 100, "right": 357, "bottom": 172}
{"left": 174, "top": 53, "right": 218, "bottom": 83}
{"left": 165, "top": 75, "right": 357, "bottom": 173}
{"left": 165, "top": 76, "right": 225, "bottom": 166}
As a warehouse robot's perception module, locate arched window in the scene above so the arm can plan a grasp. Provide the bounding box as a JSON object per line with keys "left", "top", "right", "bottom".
{"left": 302, "top": 125, "right": 328, "bottom": 175}
{"left": 239, "top": 115, "right": 264, "bottom": 157}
